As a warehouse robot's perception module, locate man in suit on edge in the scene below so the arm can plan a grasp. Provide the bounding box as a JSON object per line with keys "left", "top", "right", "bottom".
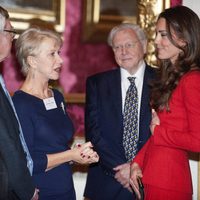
{"left": 84, "top": 23, "right": 155, "bottom": 200}
{"left": 0, "top": 6, "right": 38, "bottom": 200}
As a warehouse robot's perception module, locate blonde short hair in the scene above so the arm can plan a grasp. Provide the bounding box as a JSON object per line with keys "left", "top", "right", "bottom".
{"left": 15, "top": 27, "right": 62, "bottom": 76}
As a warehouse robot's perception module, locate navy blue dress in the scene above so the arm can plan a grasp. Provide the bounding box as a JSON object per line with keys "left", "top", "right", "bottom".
{"left": 13, "top": 89, "right": 76, "bottom": 200}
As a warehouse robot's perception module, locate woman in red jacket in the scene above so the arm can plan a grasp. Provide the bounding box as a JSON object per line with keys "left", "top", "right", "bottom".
{"left": 130, "top": 6, "right": 200, "bottom": 200}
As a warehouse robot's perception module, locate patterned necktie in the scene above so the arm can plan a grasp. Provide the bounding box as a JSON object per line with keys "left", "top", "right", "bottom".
{"left": 0, "top": 75, "right": 33, "bottom": 175}
{"left": 123, "top": 77, "right": 138, "bottom": 161}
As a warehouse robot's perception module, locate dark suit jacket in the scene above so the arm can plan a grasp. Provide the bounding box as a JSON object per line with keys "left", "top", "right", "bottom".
{"left": 0, "top": 84, "right": 35, "bottom": 200}
{"left": 84, "top": 65, "right": 155, "bottom": 200}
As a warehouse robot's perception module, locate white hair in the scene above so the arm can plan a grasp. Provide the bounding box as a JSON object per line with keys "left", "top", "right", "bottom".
{"left": 107, "top": 23, "right": 147, "bottom": 48}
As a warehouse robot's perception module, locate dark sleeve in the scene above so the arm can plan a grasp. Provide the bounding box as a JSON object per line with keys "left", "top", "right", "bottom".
{"left": 13, "top": 95, "right": 47, "bottom": 174}
{"left": 0, "top": 116, "right": 35, "bottom": 200}
{"left": 85, "top": 77, "right": 125, "bottom": 171}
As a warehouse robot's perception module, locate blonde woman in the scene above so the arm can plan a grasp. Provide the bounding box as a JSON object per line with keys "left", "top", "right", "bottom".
{"left": 13, "top": 28, "right": 99, "bottom": 200}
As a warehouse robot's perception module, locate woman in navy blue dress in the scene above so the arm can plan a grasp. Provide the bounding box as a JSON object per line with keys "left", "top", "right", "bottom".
{"left": 12, "top": 28, "right": 99, "bottom": 200}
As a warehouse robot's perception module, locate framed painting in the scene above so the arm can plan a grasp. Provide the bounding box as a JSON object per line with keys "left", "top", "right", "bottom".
{"left": 82, "top": 0, "right": 136, "bottom": 42}
{"left": 0, "top": 0, "right": 65, "bottom": 33}
{"left": 82, "top": 0, "right": 170, "bottom": 43}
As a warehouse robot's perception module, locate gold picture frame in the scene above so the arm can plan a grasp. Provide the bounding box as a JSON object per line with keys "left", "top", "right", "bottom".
{"left": 82, "top": 0, "right": 137, "bottom": 42}
{"left": 64, "top": 93, "right": 85, "bottom": 104}
{"left": 82, "top": 0, "right": 171, "bottom": 66}
{"left": 1, "top": 0, "right": 65, "bottom": 33}
{"left": 82, "top": 0, "right": 170, "bottom": 65}
{"left": 82, "top": 0, "right": 170, "bottom": 43}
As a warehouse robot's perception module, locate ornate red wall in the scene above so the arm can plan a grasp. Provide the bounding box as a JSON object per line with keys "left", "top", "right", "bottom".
{"left": 2, "top": 0, "right": 182, "bottom": 136}
{"left": 2, "top": 0, "right": 183, "bottom": 93}
{"left": 2, "top": 0, "right": 116, "bottom": 94}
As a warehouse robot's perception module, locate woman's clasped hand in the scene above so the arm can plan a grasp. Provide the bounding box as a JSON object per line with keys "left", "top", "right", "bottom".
{"left": 72, "top": 141, "right": 99, "bottom": 164}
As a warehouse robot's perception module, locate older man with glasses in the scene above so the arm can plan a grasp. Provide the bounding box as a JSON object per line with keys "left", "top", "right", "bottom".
{"left": 84, "top": 23, "right": 155, "bottom": 200}
{"left": 0, "top": 6, "right": 38, "bottom": 200}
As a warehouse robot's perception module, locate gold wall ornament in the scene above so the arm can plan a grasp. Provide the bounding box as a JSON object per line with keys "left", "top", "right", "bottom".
{"left": 137, "top": 0, "right": 170, "bottom": 66}
{"left": 1, "top": 0, "right": 65, "bottom": 33}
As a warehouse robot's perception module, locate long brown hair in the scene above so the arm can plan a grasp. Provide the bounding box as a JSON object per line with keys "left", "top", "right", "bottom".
{"left": 151, "top": 6, "right": 200, "bottom": 111}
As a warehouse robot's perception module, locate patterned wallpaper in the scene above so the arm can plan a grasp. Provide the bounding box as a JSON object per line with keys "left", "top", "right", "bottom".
{"left": 2, "top": 0, "right": 182, "bottom": 136}
{"left": 2, "top": 0, "right": 116, "bottom": 94}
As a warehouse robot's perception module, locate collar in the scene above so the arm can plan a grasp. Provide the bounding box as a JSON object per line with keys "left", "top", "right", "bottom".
{"left": 120, "top": 60, "right": 145, "bottom": 82}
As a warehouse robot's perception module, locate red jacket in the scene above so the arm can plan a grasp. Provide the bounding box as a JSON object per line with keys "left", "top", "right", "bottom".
{"left": 134, "top": 71, "right": 200, "bottom": 194}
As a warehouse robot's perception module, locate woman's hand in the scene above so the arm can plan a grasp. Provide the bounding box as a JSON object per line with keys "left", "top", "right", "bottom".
{"left": 150, "top": 109, "right": 160, "bottom": 135}
{"left": 113, "top": 163, "right": 132, "bottom": 192}
{"left": 71, "top": 141, "right": 99, "bottom": 164}
{"left": 129, "top": 162, "right": 143, "bottom": 199}
{"left": 46, "top": 141, "right": 99, "bottom": 171}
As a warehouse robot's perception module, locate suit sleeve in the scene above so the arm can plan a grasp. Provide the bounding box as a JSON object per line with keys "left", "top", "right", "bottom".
{"left": 153, "top": 73, "right": 200, "bottom": 152}
{"left": 132, "top": 137, "right": 152, "bottom": 169}
{"left": 85, "top": 77, "right": 125, "bottom": 171}
{"left": 0, "top": 116, "right": 35, "bottom": 200}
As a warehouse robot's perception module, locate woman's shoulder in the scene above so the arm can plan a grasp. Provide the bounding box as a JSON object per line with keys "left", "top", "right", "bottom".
{"left": 12, "top": 90, "right": 35, "bottom": 113}
{"left": 13, "top": 90, "right": 30, "bottom": 104}
{"left": 179, "top": 70, "right": 200, "bottom": 89}
{"left": 183, "top": 70, "right": 200, "bottom": 77}
{"left": 181, "top": 70, "right": 200, "bottom": 81}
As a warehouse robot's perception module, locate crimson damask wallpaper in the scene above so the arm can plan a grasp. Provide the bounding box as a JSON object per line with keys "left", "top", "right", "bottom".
{"left": 2, "top": 0, "right": 182, "bottom": 136}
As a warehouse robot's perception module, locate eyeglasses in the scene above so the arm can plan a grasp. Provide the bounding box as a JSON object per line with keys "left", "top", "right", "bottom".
{"left": 112, "top": 41, "right": 140, "bottom": 52}
{"left": 3, "top": 28, "right": 17, "bottom": 38}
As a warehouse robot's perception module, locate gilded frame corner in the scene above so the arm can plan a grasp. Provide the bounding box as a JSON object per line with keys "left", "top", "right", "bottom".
{"left": 3, "top": 0, "right": 65, "bottom": 33}
{"left": 82, "top": 0, "right": 170, "bottom": 65}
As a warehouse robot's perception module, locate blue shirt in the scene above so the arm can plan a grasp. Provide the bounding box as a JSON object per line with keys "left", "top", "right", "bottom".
{"left": 0, "top": 75, "right": 33, "bottom": 174}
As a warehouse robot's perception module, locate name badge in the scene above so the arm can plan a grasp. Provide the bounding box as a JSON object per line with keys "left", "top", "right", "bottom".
{"left": 43, "top": 97, "right": 57, "bottom": 110}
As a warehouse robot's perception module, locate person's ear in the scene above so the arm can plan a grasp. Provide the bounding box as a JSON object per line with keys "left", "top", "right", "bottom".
{"left": 142, "top": 40, "right": 147, "bottom": 54}
{"left": 27, "top": 56, "right": 37, "bottom": 69}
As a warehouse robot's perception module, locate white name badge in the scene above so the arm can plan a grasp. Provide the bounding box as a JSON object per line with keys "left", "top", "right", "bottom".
{"left": 43, "top": 97, "right": 57, "bottom": 110}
